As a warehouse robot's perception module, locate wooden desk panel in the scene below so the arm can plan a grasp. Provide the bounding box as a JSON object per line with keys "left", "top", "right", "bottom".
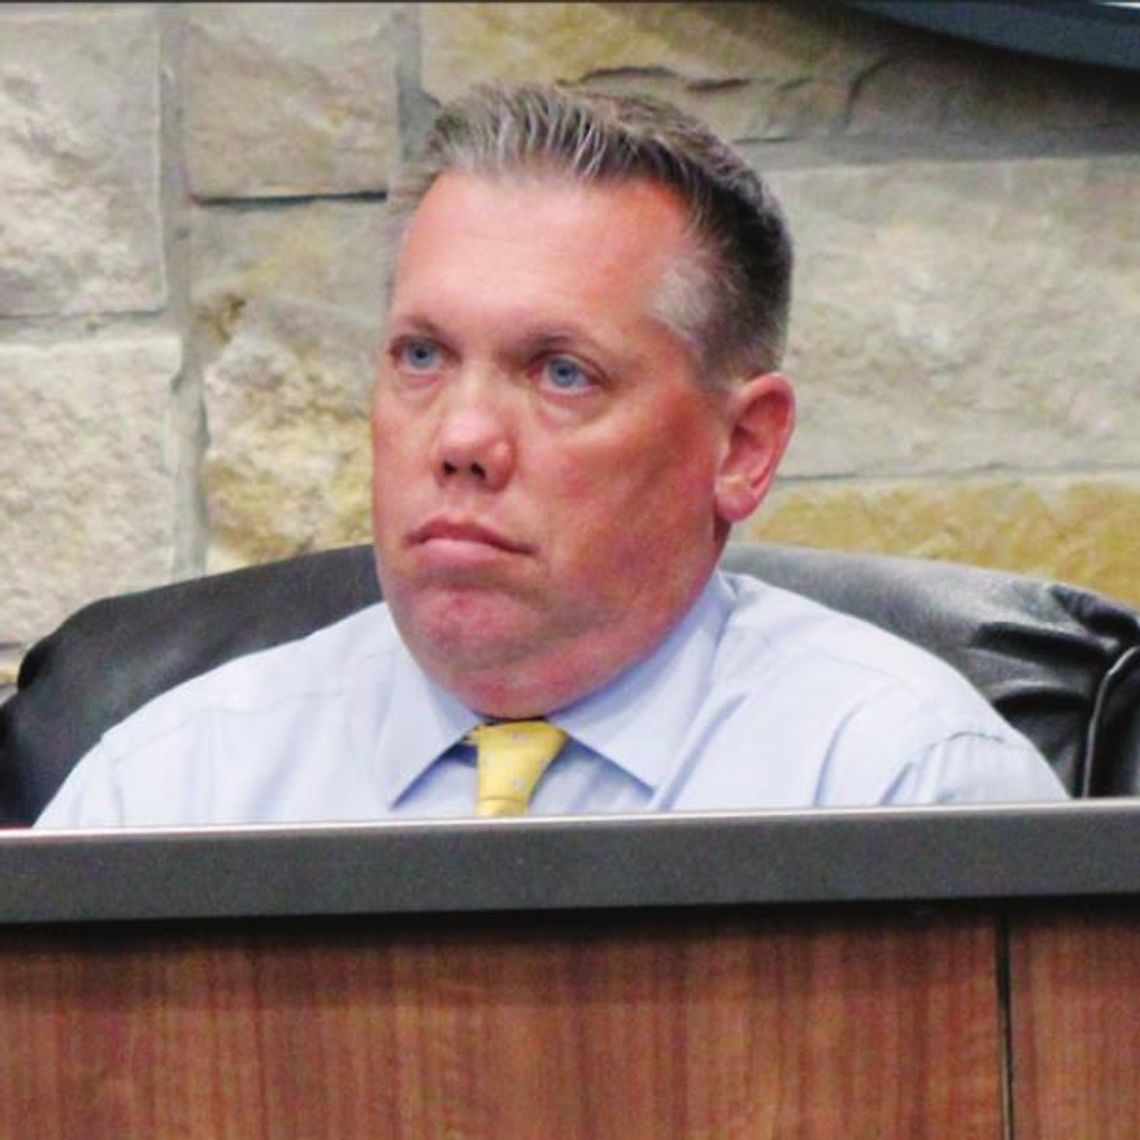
{"left": 1009, "top": 905, "right": 1140, "bottom": 1140}
{"left": 0, "top": 909, "right": 1002, "bottom": 1140}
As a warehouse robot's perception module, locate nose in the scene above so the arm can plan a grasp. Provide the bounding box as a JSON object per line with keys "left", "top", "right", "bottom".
{"left": 430, "top": 382, "right": 515, "bottom": 491}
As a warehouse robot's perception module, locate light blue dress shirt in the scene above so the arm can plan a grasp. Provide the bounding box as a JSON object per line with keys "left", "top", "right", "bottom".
{"left": 35, "top": 572, "right": 1066, "bottom": 828}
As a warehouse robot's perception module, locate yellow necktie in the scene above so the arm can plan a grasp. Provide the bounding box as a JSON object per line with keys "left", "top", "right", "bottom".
{"left": 468, "top": 720, "right": 568, "bottom": 817}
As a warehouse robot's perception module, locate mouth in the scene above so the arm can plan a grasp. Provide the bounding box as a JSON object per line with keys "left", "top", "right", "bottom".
{"left": 409, "top": 518, "right": 532, "bottom": 556}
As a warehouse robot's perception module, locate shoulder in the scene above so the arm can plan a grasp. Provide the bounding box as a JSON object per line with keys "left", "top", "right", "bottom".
{"left": 103, "top": 601, "right": 400, "bottom": 746}
{"left": 717, "top": 571, "right": 997, "bottom": 721}
{"left": 707, "top": 573, "right": 1064, "bottom": 804}
{"left": 35, "top": 602, "right": 401, "bottom": 827}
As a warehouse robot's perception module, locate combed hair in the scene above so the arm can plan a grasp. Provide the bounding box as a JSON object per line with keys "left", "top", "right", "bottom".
{"left": 387, "top": 83, "right": 793, "bottom": 387}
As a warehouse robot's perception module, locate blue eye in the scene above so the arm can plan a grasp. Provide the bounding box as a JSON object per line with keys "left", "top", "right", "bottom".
{"left": 543, "top": 356, "right": 594, "bottom": 392}
{"left": 398, "top": 339, "right": 441, "bottom": 371}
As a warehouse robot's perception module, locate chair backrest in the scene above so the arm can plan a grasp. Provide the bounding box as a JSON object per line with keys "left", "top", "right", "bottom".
{"left": 2, "top": 542, "right": 1138, "bottom": 824}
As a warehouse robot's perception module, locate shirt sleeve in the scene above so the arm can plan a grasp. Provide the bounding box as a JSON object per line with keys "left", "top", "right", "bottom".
{"left": 34, "top": 742, "right": 126, "bottom": 829}
{"left": 880, "top": 731, "right": 1069, "bottom": 805}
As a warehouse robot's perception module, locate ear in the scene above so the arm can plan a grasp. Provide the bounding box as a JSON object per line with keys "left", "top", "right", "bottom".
{"left": 713, "top": 373, "right": 795, "bottom": 525}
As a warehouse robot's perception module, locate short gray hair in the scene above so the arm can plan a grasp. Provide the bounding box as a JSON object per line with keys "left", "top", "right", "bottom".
{"left": 387, "top": 83, "right": 793, "bottom": 387}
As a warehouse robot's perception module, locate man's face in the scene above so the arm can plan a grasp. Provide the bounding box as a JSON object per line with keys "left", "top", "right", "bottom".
{"left": 372, "top": 170, "right": 789, "bottom": 716}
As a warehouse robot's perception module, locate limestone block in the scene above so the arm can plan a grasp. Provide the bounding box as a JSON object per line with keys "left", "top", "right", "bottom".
{"left": 0, "top": 7, "right": 164, "bottom": 315}
{"left": 0, "top": 335, "right": 182, "bottom": 646}
{"left": 192, "top": 200, "right": 388, "bottom": 356}
{"left": 766, "top": 156, "right": 1140, "bottom": 477}
{"left": 202, "top": 300, "right": 374, "bottom": 569}
{"left": 420, "top": 2, "right": 864, "bottom": 142}
{"left": 192, "top": 201, "right": 387, "bottom": 567}
{"left": 185, "top": 3, "right": 397, "bottom": 198}
{"left": 1, "top": 646, "right": 19, "bottom": 692}
{"left": 419, "top": 2, "right": 1140, "bottom": 145}
{"left": 745, "top": 475, "right": 1140, "bottom": 606}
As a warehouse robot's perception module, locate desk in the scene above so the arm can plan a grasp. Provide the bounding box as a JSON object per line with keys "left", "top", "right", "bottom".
{"left": 3, "top": 804, "right": 1139, "bottom": 1138}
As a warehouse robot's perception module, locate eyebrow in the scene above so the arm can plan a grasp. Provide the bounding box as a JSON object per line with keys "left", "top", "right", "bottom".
{"left": 389, "top": 309, "right": 639, "bottom": 366}
{"left": 385, "top": 314, "right": 448, "bottom": 340}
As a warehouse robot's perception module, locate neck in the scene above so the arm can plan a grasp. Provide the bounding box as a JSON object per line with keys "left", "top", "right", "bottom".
{"left": 422, "top": 573, "right": 719, "bottom": 719}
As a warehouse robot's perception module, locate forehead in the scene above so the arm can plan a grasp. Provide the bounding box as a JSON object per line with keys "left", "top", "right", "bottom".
{"left": 389, "top": 170, "right": 695, "bottom": 328}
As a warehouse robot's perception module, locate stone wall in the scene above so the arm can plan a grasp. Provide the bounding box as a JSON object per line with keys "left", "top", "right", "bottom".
{"left": 3, "top": 1, "right": 1139, "bottom": 693}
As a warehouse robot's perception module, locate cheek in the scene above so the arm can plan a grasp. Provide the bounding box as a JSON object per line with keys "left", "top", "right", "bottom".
{"left": 620, "top": 416, "right": 721, "bottom": 506}
{"left": 370, "top": 403, "right": 413, "bottom": 540}
{"left": 370, "top": 390, "right": 396, "bottom": 454}
{"left": 371, "top": 395, "right": 419, "bottom": 485}
{"left": 555, "top": 428, "right": 719, "bottom": 556}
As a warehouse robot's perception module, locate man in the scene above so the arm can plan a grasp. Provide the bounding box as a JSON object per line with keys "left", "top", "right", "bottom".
{"left": 37, "top": 83, "right": 1064, "bottom": 827}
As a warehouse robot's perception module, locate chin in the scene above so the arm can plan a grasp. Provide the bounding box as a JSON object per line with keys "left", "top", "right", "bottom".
{"left": 397, "top": 587, "right": 541, "bottom": 670}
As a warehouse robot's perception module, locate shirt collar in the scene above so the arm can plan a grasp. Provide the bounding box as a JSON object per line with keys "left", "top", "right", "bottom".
{"left": 376, "top": 571, "right": 735, "bottom": 805}
{"left": 377, "top": 638, "right": 480, "bottom": 807}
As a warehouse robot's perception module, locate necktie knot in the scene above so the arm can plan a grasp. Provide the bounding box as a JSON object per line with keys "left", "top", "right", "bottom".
{"left": 468, "top": 720, "right": 567, "bottom": 817}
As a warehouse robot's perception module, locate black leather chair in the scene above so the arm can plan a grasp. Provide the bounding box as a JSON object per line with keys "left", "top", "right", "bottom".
{"left": 2, "top": 542, "right": 1138, "bottom": 825}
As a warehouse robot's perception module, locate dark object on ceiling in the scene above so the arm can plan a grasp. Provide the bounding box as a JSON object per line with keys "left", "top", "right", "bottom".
{"left": 840, "top": 1, "right": 1140, "bottom": 72}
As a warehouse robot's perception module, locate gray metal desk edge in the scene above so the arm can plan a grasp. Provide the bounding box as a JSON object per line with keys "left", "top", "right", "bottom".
{"left": 2, "top": 801, "right": 1138, "bottom": 925}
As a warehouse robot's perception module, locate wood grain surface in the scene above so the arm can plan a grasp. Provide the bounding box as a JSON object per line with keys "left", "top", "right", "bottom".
{"left": 1008, "top": 904, "right": 1140, "bottom": 1140}
{"left": 0, "top": 908, "right": 1002, "bottom": 1139}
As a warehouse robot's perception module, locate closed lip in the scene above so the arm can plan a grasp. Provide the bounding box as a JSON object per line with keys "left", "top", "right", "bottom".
{"left": 410, "top": 518, "right": 532, "bottom": 554}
